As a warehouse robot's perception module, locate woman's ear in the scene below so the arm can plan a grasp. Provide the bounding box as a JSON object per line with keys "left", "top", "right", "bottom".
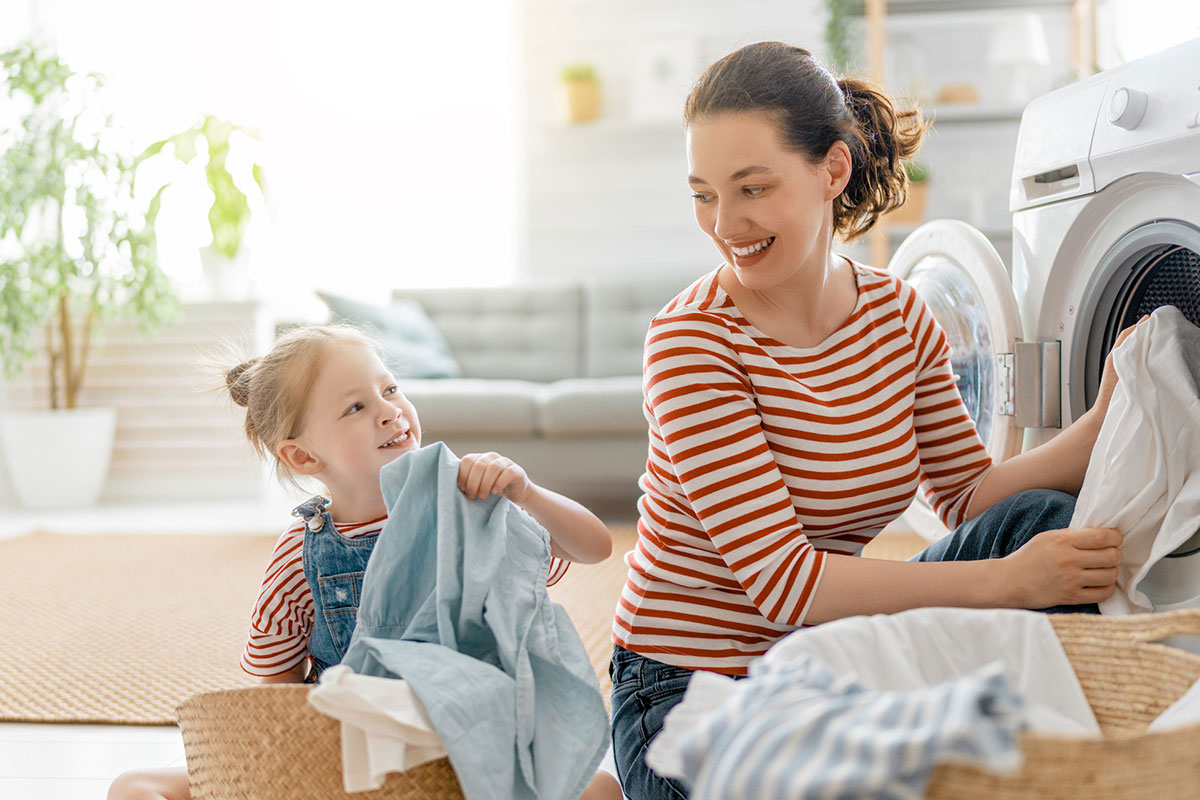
{"left": 824, "top": 140, "right": 853, "bottom": 200}
{"left": 277, "top": 440, "right": 323, "bottom": 475}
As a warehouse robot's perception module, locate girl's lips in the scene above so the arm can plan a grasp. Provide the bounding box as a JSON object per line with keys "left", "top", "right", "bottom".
{"left": 379, "top": 430, "right": 411, "bottom": 449}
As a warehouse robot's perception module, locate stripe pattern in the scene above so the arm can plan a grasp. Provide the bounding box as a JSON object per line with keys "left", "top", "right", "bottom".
{"left": 614, "top": 263, "right": 992, "bottom": 674}
{"left": 242, "top": 515, "right": 569, "bottom": 676}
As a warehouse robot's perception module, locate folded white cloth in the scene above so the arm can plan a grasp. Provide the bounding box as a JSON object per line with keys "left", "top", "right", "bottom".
{"left": 762, "top": 607, "right": 1100, "bottom": 735}
{"left": 647, "top": 655, "right": 1025, "bottom": 800}
{"left": 1068, "top": 306, "right": 1200, "bottom": 615}
{"left": 1149, "top": 674, "right": 1200, "bottom": 733}
{"left": 307, "top": 665, "right": 447, "bottom": 793}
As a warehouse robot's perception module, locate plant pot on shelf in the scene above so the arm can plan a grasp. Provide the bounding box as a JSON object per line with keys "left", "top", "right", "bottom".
{"left": 0, "top": 407, "right": 117, "bottom": 509}
{"left": 563, "top": 80, "right": 601, "bottom": 124}
{"left": 887, "top": 181, "right": 929, "bottom": 226}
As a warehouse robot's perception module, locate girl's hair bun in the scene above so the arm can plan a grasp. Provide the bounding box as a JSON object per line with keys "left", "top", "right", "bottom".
{"left": 225, "top": 359, "right": 259, "bottom": 407}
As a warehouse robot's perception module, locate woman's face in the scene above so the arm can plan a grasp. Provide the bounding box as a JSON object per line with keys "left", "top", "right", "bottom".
{"left": 687, "top": 111, "right": 849, "bottom": 291}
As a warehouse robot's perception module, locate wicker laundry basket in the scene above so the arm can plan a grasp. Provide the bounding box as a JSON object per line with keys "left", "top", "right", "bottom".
{"left": 177, "top": 611, "right": 1200, "bottom": 800}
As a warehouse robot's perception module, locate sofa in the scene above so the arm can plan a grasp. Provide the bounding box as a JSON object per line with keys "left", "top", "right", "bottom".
{"left": 365, "top": 277, "right": 692, "bottom": 508}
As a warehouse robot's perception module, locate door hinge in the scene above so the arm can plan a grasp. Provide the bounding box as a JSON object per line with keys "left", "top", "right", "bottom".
{"left": 995, "top": 341, "right": 1061, "bottom": 428}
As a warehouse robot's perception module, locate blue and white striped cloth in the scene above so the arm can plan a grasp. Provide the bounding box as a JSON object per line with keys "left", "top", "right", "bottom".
{"left": 647, "top": 655, "right": 1025, "bottom": 800}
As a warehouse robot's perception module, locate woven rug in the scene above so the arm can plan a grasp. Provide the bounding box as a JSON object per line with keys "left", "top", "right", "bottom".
{"left": 0, "top": 524, "right": 920, "bottom": 725}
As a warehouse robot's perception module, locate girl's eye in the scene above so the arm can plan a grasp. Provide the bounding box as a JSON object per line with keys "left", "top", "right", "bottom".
{"left": 344, "top": 402, "right": 363, "bottom": 416}
{"left": 691, "top": 192, "right": 713, "bottom": 203}
{"left": 383, "top": 384, "right": 398, "bottom": 396}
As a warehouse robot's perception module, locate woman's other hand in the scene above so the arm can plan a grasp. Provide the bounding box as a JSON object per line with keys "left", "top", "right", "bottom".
{"left": 1003, "top": 526, "right": 1123, "bottom": 608}
{"left": 458, "top": 451, "right": 533, "bottom": 504}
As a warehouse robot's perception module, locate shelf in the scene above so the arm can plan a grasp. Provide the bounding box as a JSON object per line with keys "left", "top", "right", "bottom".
{"left": 847, "top": 0, "right": 1074, "bottom": 13}
{"left": 537, "top": 117, "right": 683, "bottom": 135}
{"left": 925, "top": 104, "right": 1026, "bottom": 124}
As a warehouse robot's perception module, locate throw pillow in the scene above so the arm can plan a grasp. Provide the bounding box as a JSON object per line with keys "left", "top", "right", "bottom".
{"left": 316, "top": 291, "right": 462, "bottom": 379}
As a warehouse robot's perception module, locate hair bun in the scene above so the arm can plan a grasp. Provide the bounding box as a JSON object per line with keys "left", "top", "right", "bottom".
{"left": 225, "top": 359, "right": 258, "bottom": 407}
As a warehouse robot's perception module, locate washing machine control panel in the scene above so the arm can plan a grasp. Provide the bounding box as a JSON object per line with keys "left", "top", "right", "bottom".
{"left": 1108, "top": 87, "right": 1148, "bottom": 130}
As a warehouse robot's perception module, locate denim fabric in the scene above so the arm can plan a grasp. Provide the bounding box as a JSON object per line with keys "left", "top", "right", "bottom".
{"left": 340, "top": 443, "right": 608, "bottom": 800}
{"left": 910, "top": 488, "right": 1101, "bottom": 614}
{"left": 610, "top": 646, "right": 731, "bottom": 800}
{"left": 294, "top": 495, "right": 381, "bottom": 676}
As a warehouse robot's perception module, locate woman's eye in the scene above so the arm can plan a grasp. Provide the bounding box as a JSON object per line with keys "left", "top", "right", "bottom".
{"left": 744, "top": 186, "right": 766, "bottom": 197}
{"left": 692, "top": 192, "right": 713, "bottom": 203}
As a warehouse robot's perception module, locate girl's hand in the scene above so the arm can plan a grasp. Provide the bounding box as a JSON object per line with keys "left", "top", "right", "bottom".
{"left": 1093, "top": 315, "right": 1148, "bottom": 418}
{"left": 458, "top": 451, "right": 533, "bottom": 504}
{"left": 1003, "top": 526, "right": 1123, "bottom": 608}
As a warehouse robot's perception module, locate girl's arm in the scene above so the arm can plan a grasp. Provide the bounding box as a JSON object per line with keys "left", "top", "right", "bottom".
{"left": 458, "top": 452, "right": 613, "bottom": 563}
{"left": 804, "top": 525, "right": 1122, "bottom": 625}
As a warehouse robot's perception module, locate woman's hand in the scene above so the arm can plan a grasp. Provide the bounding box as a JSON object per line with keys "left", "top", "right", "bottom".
{"left": 1002, "top": 526, "right": 1123, "bottom": 608}
{"left": 458, "top": 451, "right": 533, "bottom": 504}
{"left": 1093, "top": 315, "right": 1148, "bottom": 419}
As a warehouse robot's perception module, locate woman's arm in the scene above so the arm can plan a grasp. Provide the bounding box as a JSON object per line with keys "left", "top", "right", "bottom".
{"left": 458, "top": 451, "right": 613, "bottom": 563}
{"left": 258, "top": 661, "right": 309, "bottom": 684}
{"left": 964, "top": 317, "right": 1144, "bottom": 520}
{"left": 804, "top": 524, "right": 1123, "bottom": 624}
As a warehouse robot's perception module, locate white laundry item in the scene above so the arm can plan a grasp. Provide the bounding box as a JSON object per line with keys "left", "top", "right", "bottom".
{"left": 761, "top": 607, "right": 1100, "bottom": 736}
{"left": 1067, "top": 306, "right": 1200, "bottom": 615}
{"left": 1148, "top": 674, "right": 1200, "bottom": 733}
{"left": 307, "top": 664, "right": 447, "bottom": 793}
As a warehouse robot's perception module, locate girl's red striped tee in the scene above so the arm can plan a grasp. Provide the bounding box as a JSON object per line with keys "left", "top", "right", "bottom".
{"left": 614, "top": 262, "right": 993, "bottom": 675}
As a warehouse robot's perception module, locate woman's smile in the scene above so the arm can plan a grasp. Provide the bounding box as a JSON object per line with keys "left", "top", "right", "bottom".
{"left": 728, "top": 236, "right": 776, "bottom": 266}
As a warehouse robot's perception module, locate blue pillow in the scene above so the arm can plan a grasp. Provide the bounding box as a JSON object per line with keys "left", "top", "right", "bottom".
{"left": 316, "top": 291, "right": 462, "bottom": 379}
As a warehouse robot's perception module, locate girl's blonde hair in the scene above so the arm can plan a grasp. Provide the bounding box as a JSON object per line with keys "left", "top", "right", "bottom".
{"left": 224, "top": 324, "right": 378, "bottom": 486}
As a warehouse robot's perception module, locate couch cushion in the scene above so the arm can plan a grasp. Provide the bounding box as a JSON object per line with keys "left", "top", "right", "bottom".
{"left": 537, "top": 376, "right": 646, "bottom": 437}
{"left": 399, "top": 379, "right": 539, "bottom": 436}
{"left": 582, "top": 277, "right": 696, "bottom": 378}
{"left": 316, "top": 291, "right": 463, "bottom": 379}
{"left": 392, "top": 285, "right": 582, "bottom": 382}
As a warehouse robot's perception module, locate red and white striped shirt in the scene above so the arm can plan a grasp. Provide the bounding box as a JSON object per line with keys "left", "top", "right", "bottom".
{"left": 614, "top": 262, "right": 993, "bottom": 675}
{"left": 242, "top": 513, "right": 570, "bottom": 677}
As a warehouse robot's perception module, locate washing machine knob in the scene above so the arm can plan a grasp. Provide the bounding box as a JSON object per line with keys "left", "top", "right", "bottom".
{"left": 1108, "top": 87, "right": 1148, "bottom": 130}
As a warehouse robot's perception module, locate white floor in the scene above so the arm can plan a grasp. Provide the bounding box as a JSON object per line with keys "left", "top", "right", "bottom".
{"left": 0, "top": 497, "right": 289, "bottom": 800}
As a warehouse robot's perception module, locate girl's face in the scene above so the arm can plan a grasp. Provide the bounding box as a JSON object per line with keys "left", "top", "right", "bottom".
{"left": 285, "top": 342, "right": 421, "bottom": 492}
{"left": 686, "top": 111, "right": 850, "bottom": 291}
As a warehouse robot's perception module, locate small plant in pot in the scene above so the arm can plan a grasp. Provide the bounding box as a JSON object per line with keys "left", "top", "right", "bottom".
{"left": 142, "top": 114, "right": 265, "bottom": 299}
{"left": 887, "top": 161, "right": 931, "bottom": 226}
{"left": 561, "top": 62, "right": 601, "bottom": 124}
{"left": 0, "top": 39, "right": 177, "bottom": 508}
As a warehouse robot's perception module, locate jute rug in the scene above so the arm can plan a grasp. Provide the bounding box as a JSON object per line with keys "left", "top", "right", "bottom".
{"left": 0, "top": 523, "right": 919, "bottom": 725}
{"left": 0, "top": 526, "right": 639, "bottom": 725}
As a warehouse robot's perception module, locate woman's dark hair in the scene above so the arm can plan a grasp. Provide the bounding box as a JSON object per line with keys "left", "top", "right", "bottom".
{"left": 684, "top": 41, "right": 928, "bottom": 241}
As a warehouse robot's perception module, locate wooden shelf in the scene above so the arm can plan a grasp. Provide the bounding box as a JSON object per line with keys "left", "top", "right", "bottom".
{"left": 848, "top": 0, "right": 1074, "bottom": 13}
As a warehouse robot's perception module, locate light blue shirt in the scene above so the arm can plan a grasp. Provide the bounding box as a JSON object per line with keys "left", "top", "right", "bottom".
{"left": 341, "top": 443, "right": 608, "bottom": 800}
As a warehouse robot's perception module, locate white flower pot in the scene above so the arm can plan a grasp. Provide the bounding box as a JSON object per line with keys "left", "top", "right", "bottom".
{"left": 0, "top": 407, "right": 117, "bottom": 509}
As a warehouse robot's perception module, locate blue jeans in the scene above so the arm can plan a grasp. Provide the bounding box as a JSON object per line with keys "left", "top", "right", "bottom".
{"left": 609, "top": 489, "right": 1095, "bottom": 799}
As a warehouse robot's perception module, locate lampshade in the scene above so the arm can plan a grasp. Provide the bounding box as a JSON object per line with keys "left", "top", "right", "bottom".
{"left": 987, "top": 12, "right": 1051, "bottom": 69}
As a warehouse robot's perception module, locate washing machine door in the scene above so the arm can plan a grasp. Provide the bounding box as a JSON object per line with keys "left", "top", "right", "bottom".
{"left": 887, "top": 219, "right": 1024, "bottom": 540}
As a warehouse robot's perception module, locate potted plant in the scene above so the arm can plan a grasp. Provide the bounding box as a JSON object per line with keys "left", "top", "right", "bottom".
{"left": 824, "top": 0, "right": 860, "bottom": 73}
{"left": 888, "top": 161, "right": 931, "bottom": 226}
{"left": 0, "top": 39, "right": 176, "bottom": 508}
{"left": 142, "top": 114, "right": 265, "bottom": 298}
{"left": 561, "top": 63, "right": 601, "bottom": 124}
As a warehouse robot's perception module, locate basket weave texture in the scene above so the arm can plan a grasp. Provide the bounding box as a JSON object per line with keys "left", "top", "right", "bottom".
{"left": 178, "top": 610, "right": 1200, "bottom": 800}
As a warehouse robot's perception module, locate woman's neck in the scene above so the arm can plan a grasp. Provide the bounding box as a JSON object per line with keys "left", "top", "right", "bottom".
{"left": 721, "top": 251, "right": 858, "bottom": 349}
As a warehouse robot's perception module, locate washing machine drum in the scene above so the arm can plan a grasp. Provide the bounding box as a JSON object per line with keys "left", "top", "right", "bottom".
{"left": 1084, "top": 227, "right": 1200, "bottom": 412}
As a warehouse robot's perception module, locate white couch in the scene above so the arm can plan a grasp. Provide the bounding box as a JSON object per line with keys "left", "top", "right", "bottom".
{"left": 391, "top": 278, "right": 688, "bottom": 505}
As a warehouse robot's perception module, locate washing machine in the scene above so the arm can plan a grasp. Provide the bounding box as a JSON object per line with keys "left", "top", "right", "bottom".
{"left": 889, "top": 37, "right": 1200, "bottom": 540}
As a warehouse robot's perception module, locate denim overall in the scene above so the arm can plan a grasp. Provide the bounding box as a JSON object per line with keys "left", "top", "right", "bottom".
{"left": 294, "top": 495, "right": 380, "bottom": 677}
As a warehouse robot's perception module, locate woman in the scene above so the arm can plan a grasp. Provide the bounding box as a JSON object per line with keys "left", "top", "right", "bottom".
{"left": 609, "top": 42, "right": 1130, "bottom": 799}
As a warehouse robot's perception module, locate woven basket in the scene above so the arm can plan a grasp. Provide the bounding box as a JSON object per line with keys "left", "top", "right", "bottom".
{"left": 177, "top": 683, "right": 462, "bottom": 799}
{"left": 178, "top": 611, "right": 1200, "bottom": 800}
{"left": 925, "top": 609, "right": 1200, "bottom": 799}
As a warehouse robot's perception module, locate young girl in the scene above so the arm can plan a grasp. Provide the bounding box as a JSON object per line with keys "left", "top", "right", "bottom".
{"left": 109, "top": 324, "right": 615, "bottom": 800}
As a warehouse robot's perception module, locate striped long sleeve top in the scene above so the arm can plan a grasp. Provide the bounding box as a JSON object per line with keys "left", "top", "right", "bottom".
{"left": 614, "top": 262, "right": 993, "bottom": 675}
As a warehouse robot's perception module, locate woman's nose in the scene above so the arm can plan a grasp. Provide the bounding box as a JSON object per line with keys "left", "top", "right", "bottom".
{"left": 712, "top": 200, "right": 744, "bottom": 240}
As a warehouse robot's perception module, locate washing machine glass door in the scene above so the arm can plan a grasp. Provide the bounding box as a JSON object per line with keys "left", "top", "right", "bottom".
{"left": 887, "top": 219, "right": 1023, "bottom": 540}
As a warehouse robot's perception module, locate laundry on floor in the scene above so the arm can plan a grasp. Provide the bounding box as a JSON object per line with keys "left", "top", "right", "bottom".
{"left": 311, "top": 443, "right": 608, "bottom": 800}
{"left": 1069, "top": 306, "right": 1200, "bottom": 615}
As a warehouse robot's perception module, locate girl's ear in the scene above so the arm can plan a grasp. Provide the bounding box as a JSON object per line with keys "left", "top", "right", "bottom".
{"left": 823, "top": 140, "right": 853, "bottom": 200}
{"left": 277, "top": 440, "right": 323, "bottom": 475}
